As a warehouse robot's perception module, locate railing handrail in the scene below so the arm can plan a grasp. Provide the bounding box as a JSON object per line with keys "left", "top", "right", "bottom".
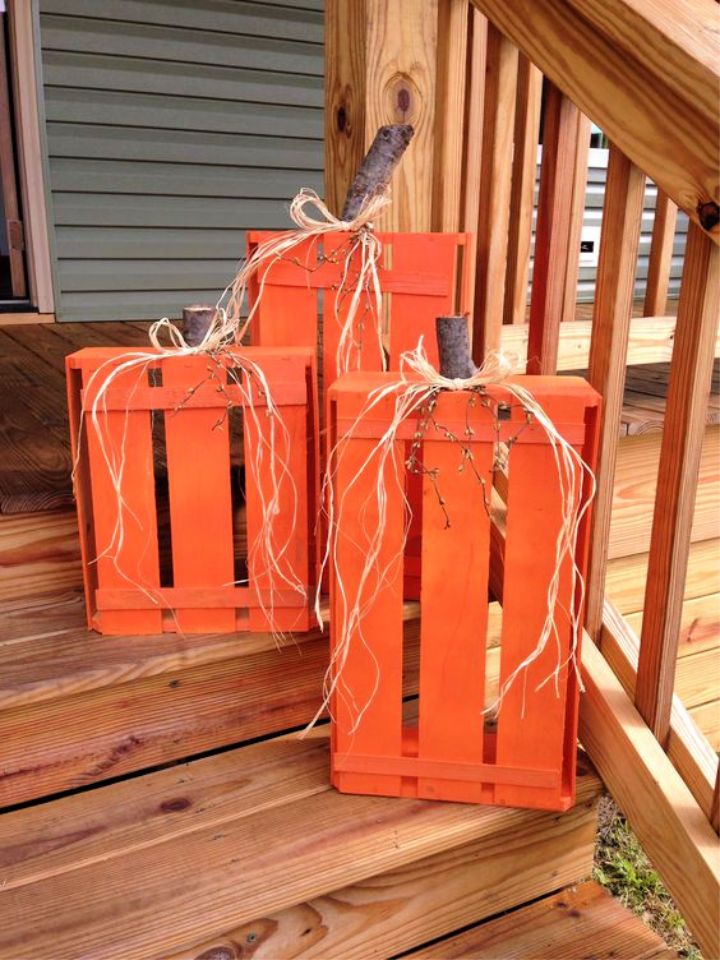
{"left": 470, "top": 0, "right": 720, "bottom": 242}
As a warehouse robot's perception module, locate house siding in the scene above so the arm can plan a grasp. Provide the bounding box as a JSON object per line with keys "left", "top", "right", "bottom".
{"left": 37, "top": 0, "right": 324, "bottom": 321}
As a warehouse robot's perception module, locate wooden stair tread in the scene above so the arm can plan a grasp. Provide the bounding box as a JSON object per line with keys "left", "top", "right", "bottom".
{"left": 0, "top": 731, "right": 602, "bottom": 959}
{"left": 407, "top": 880, "right": 677, "bottom": 959}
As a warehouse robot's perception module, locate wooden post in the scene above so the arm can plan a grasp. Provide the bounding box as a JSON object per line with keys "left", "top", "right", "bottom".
{"left": 461, "top": 9, "right": 488, "bottom": 234}
{"left": 325, "top": 0, "right": 439, "bottom": 232}
{"left": 503, "top": 56, "right": 542, "bottom": 326}
{"left": 472, "top": 24, "right": 518, "bottom": 359}
{"left": 644, "top": 190, "right": 678, "bottom": 317}
{"left": 636, "top": 223, "right": 720, "bottom": 743}
{"left": 525, "top": 84, "right": 582, "bottom": 374}
{"left": 584, "top": 147, "right": 646, "bottom": 641}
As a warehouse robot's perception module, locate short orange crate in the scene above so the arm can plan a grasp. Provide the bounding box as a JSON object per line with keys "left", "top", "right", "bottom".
{"left": 327, "top": 372, "right": 601, "bottom": 810}
{"left": 67, "top": 347, "right": 318, "bottom": 636}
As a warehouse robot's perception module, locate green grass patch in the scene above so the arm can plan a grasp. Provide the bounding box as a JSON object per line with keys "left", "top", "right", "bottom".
{"left": 593, "top": 795, "right": 701, "bottom": 959}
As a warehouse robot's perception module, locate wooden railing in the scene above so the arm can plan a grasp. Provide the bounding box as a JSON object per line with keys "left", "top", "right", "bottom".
{"left": 325, "top": 1, "right": 719, "bottom": 953}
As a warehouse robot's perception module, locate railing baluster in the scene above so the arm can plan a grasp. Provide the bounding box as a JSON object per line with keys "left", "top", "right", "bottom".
{"left": 461, "top": 9, "right": 488, "bottom": 233}
{"left": 584, "top": 146, "right": 646, "bottom": 640}
{"left": 472, "top": 23, "right": 518, "bottom": 358}
{"left": 525, "top": 83, "right": 583, "bottom": 374}
{"left": 433, "top": 0, "right": 470, "bottom": 232}
{"left": 561, "top": 113, "right": 592, "bottom": 323}
{"left": 712, "top": 766, "right": 720, "bottom": 836}
{"left": 636, "top": 223, "right": 720, "bottom": 743}
{"left": 644, "top": 189, "right": 678, "bottom": 317}
{"left": 503, "top": 55, "right": 542, "bottom": 326}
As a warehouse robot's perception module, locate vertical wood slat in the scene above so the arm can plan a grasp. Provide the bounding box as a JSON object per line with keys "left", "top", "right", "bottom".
{"left": 247, "top": 237, "right": 319, "bottom": 352}
{"left": 364, "top": 0, "right": 439, "bottom": 232}
{"left": 525, "top": 84, "right": 582, "bottom": 374}
{"left": 388, "top": 234, "right": 460, "bottom": 368}
{"left": 163, "top": 357, "right": 236, "bottom": 633}
{"left": 245, "top": 397, "right": 311, "bottom": 634}
{"left": 584, "top": 148, "right": 646, "bottom": 641}
{"left": 504, "top": 56, "right": 542, "bottom": 326}
{"left": 82, "top": 364, "right": 163, "bottom": 635}
{"left": 644, "top": 190, "right": 679, "bottom": 317}
{"left": 495, "top": 440, "right": 573, "bottom": 809}
{"left": 636, "top": 224, "right": 720, "bottom": 743}
{"left": 324, "top": 0, "right": 368, "bottom": 218}
{"left": 472, "top": 24, "right": 518, "bottom": 359}
{"left": 461, "top": 9, "right": 488, "bottom": 234}
{"left": 325, "top": 0, "right": 438, "bottom": 231}
{"left": 561, "top": 113, "right": 592, "bottom": 323}
{"left": 331, "top": 432, "right": 405, "bottom": 798}
{"left": 417, "top": 407, "right": 494, "bottom": 803}
{"left": 712, "top": 767, "right": 720, "bottom": 836}
{"left": 432, "top": 0, "right": 469, "bottom": 232}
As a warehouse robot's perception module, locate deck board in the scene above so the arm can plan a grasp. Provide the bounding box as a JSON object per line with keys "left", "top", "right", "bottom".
{"left": 407, "top": 880, "right": 677, "bottom": 959}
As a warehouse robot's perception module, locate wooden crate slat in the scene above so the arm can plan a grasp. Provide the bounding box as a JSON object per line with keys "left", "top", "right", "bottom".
{"left": 247, "top": 235, "right": 320, "bottom": 350}
{"left": 81, "top": 361, "right": 162, "bottom": 635}
{"left": 389, "top": 234, "right": 460, "bottom": 367}
{"left": 162, "top": 355, "right": 235, "bottom": 633}
{"left": 417, "top": 409, "right": 495, "bottom": 802}
{"left": 245, "top": 401, "right": 312, "bottom": 633}
{"left": 331, "top": 426, "right": 405, "bottom": 798}
{"left": 494, "top": 439, "right": 573, "bottom": 809}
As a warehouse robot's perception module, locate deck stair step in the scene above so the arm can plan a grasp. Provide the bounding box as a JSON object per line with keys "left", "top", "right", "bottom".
{"left": 0, "top": 730, "right": 602, "bottom": 960}
{"left": 406, "top": 880, "right": 678, "bottom": 959}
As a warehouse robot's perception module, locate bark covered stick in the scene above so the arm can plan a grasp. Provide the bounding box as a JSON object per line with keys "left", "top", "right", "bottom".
{"left": 436, "top": 315, "right": 477, "bottom": 379}
{"left": 341, "top": 124, "right": 415, "bottom": 221}
{"left": 182, "top": 304, "right": 217, "bottom": 347}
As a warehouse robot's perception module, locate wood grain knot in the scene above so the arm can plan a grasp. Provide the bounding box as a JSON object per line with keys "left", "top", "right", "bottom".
{"left": 336, "top": 105, "right": 347, "bottom": 133}
{"left": 697, "top": 200, "right": 719, "bottom": 231}
{"left": 194, "top": 948, "right": 236, "bottom": 960}
{"left": 160, "top": 797, "right": 191, "bottom": 813}
{"left": 386, "top": 74, "right": 419, "bottom": 123}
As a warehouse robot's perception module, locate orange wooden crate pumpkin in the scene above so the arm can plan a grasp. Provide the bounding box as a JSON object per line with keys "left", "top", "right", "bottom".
{"left": 247, "top": 230, "right": 473, "bottom": 596}
{"left": 327, "top": 372, "right": 601, "bottom": 811}
{"left": 66, "top": 347, "right": 318, "bottom": 636}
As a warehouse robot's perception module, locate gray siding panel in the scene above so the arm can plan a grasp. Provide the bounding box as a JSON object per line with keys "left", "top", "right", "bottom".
{"left": 39, "top": 0, "right": 324, "bottom": 321}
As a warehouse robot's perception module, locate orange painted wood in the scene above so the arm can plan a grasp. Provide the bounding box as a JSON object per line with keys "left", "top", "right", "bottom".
{"left": 78, "top": 359, "right": 162, "bottom": 635}
{"left": 248, "top": 230, "right": 471, "bottom": 393}
{"left": 245, "top": 399, "right": 312, "bottom": 634}
{"left": 66, "top": 348, "right": 317, "bottom": 635}
{"left": 328, "top": 372, "right": 600, "bottom": 809}
{"left": 418, "top": 397, "right": 495, "bottom": 802}
{"left": 163, "top": 355, "right": 235, "bottom": 633}
{"left": 330, "top": 422, "right": 405, "bottom": 798}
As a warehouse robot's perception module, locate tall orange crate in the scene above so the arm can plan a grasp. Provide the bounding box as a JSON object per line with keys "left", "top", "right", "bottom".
{"left": 67, "top": 347, "right": 318, "bottom": 636}
{"left": 247, "top": 231, "right": 474, "bottom": 391}
{"left": 327, "top": 372, "right": 601, "bottom": 811}
{"left": 247, "top": 231, "right": 474, "bottom": 595}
